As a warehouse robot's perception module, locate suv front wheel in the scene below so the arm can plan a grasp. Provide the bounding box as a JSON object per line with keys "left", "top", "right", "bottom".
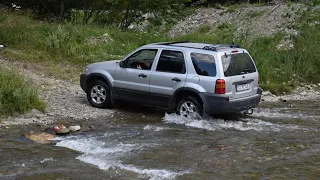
{"left": 176, "top": 96, "right": 202, "bottom": 119}
{"left": 87, "top": 80, "right": 112, "bottom": 108}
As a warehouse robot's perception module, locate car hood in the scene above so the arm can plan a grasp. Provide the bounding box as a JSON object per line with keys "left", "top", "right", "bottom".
{"left": 87, "top": 60, "right": 121, "bottom": 75}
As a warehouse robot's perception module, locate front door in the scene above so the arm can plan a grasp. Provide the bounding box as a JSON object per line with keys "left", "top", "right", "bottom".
{"left": 149, "top": 49, "right": 187, "bottom": 107}
{"left": 114, "top": 49, "right": 158, "bottom": 102}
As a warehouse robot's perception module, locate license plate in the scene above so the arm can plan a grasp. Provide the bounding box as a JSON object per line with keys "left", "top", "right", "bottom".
{"left": 236, "top": 83, "right": 250, "bottom": 92}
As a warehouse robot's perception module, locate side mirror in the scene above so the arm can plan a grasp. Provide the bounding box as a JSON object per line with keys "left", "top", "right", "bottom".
{"left": 119, "top": 61, "right": 126, "bottom": 68}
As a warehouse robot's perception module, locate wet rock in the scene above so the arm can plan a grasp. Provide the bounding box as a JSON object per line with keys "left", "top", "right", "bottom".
{"left": 279, "top": 98, "right": 287, "bottom": 102}
{"left": 55, "top": 128, "right": 70, "bottom": 135}
{"left": 69, "top": 125, "right": 81, "bottom": 132}
{"left": 24, "top": 132, "right": 54, "bottom": 144}
{"left": 54, "top": 125, "right": 70, "bottom": 135}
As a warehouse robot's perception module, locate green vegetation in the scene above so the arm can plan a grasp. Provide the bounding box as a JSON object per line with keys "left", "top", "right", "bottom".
{"left": 0, "top": 11, "right": 168, "bottom": 79}
{"left": 0, "top": 2, "right": 319, "bottom": 95}
{"left": 246, "top": 10, "right": 266, "bottom": 18}
{"left": 0, "top": 69, "right": 46, "bottom": 117}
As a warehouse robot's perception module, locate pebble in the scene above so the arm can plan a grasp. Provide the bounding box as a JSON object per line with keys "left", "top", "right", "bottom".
{"left": 69, "top": 125, "right": 81, "bottom": 132}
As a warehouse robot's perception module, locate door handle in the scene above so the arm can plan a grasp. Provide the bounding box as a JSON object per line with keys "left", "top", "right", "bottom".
{"left": 172, "top": 77, "right": 181, "bottom": 82}
{"left": 138, "top": 74, "right": 147, "bottom": 78}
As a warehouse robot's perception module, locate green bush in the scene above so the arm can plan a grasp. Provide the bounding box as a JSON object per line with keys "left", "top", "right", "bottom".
{"left": 0, "top": 69, "right": 46, "bottom": 116}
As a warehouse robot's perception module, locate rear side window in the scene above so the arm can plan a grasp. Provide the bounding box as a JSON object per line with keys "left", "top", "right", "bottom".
{"left": 191, "top": 52, "right": 216, "bottom": 77}
{"left": 221, "top": 53, "right": 256, "bottom": 77}
{"left": 156, "top": 50, "right": 186, "bottom": 74}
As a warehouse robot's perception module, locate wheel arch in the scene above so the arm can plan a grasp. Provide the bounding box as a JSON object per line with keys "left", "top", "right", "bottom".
{"left": 85, "top": 73, "right": 112, "bottom": 93}
{"left": 170, "top": 87, "right": 207, "bottom": 111}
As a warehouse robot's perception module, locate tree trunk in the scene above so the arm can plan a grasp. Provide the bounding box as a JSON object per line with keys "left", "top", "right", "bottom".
{"left": 83, "top": 0, "right": 88, "bottom": 24}
{"left": 60, "top": 0, "right": 64, "bottom": 20}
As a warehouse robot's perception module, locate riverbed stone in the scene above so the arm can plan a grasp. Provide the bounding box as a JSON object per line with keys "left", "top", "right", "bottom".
{"left": 69, "top": 125, "right": 81, "bottom": 132}
{"left": 55, "top": 128, "right": 70, "bottom": 135}
{"left": 24, "top": 132, "right": 54, "bottom": 144}
{"left": 262, "top": 91, "right": 273, "bottom": 96}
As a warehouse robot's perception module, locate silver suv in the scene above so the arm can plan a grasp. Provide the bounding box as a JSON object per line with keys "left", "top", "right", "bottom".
{"left": 80, "top": 42, "right": 262, "bottom": 118}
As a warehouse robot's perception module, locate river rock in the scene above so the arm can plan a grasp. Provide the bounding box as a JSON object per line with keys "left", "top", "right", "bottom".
{"left": 262, "top": 91, "right": 273, "bottom": 96}
{"left": 24, "top": 132, "right": 55, "bottom": 144}
{"left": 55, "top": 128, "right": 70, "bottom": 135}
{"left": 279, "top": 98, "right": 287, "bottom": 102}
{"left": 54, "top": 125, "right": 70, "bottom": 135}
{"left": 69, "top": 125, "right": 81, "bottom": 132}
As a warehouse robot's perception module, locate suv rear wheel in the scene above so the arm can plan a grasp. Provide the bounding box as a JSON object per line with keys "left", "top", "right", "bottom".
{"left": 176, "top": 96, "right": 202, "bottom": 119}
{"left": 87, "top": 80, "right": 112, "bottom": 108}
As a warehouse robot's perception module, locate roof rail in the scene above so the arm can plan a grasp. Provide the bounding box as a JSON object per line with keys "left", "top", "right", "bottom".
{"left": 158, "top": 41, "right": 189, "bottom": 45}
{"left": 213, "top": 44, "right": 240, "bottom": 48}
{"left": 203, "top": 44, "right": 240, "bottom": 51}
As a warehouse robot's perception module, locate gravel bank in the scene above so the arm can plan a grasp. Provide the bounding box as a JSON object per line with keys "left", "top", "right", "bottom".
{"left": 0, "top": 59, "right": 114, "bottom": 126}
{"left": 169, "top": 4, "right": 304, "bottom": 39}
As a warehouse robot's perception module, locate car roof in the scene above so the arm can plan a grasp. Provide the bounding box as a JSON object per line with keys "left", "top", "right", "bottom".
{"left": 143, "top": 42, "right": 244, "bottom": 53}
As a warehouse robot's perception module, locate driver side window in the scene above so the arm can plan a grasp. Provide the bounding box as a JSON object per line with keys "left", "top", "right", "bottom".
{"left": 125, "top": 49, "right": 158, "bottom": 70}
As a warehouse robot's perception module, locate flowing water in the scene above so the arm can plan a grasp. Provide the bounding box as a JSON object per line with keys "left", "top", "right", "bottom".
{"left": 1, "top": 100, "right": 320, "bottom": 180}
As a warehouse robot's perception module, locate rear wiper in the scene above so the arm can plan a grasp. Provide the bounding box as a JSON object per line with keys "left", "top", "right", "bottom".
{"left": 240, "top": 68, "right": 253, "bottom": 74}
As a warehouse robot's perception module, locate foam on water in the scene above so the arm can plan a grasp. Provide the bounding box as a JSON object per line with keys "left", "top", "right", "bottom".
{"left": 119, "top": 164, "right": 190, "bottom": 180}
{"left": 163, "top": 113, "right": 305, "bottom": 132}
{"left": 253, "top": 108, "right": 315, "bottom": 119}
{"left": 40, "top": 158, "right": 55, "bottom": 163}
{"left": 143, "top": 125, "right": 168, "bottom": 132}
{"left": 54, "top": 134, "right": 189, "bottom": 179}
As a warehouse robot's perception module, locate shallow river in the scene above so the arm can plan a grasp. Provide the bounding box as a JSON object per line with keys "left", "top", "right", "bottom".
{"left": 1, "top": 100, "right": 319, "bottom": 180}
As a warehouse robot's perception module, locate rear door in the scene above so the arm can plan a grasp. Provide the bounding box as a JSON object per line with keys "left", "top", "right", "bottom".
{"left": 149, "top": 49, "right": 187, "bottom": 107}
{"left": 220, "top": 51, "right": 259, "bottom": 100}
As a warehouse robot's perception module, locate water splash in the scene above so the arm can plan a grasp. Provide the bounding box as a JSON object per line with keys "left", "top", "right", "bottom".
{"left": 54, "top": 135, "right": 189, "bottom": 179}
{"left": 163, "top": 113, "right": 305, "bottom": 132}
{"left": 253, "top": 108, "right": 316, "bottom": 119}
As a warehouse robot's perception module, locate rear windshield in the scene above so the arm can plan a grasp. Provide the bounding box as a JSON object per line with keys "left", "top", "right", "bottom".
{"left": 191, "top": 52, "right": 216, "bottom": 77}
{"left": 221, "top": 53, "right": 256, "bottom": 77}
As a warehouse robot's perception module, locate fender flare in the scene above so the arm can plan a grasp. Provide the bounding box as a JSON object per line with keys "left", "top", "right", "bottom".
{"left": 169, "top": 87, "right": 208, "bottom": 114}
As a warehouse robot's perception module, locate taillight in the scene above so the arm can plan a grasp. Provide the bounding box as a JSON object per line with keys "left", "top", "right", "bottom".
{"left": 258, "top": 76, "right": 260, "bottom": 86}
{"left": 215, "top": 79, "right": 226, "bottom": 94}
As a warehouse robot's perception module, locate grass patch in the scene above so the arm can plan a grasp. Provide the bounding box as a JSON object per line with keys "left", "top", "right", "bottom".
{"left": 246, "top": 10, "right": 266, "bottom": 18}
{"left": 174, "top": 22, "right": 235, "bottom": 44}
{"left": 0, "top": 11, "right": 168, "bottom": 80}
{"left": 0, "top": 68, "right": 46, "bottom": 117}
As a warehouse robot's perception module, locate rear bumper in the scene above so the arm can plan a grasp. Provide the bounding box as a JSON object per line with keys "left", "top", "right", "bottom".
{"left": 202, "top": 88, "right": 262, "bottom": 114}
{"left": 80, "top": 74, "right": 88, "bottom": 93}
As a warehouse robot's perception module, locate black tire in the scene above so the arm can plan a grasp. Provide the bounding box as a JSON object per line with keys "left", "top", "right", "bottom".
{"left": 87, "top": 80, "right": 113, "bottom": 109}
{"left": 176, "top": 96, "right": 203, "bottom": 119}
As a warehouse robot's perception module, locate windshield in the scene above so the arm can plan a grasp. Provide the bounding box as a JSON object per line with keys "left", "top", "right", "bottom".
{"left": 221, "top": 53, "right": 256, "bottom": 77}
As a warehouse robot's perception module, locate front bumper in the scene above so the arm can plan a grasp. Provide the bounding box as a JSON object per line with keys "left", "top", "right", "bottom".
{"left": 80, "top": 74, "right": 88, "bottom": 93}
{"left": 202, "top": 88, "right": 262, "bottom": 114}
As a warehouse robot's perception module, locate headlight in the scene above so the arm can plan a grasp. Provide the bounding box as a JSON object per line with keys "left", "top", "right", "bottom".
{"left": 83, "top": 67, "right": 88, "bottom": 73}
